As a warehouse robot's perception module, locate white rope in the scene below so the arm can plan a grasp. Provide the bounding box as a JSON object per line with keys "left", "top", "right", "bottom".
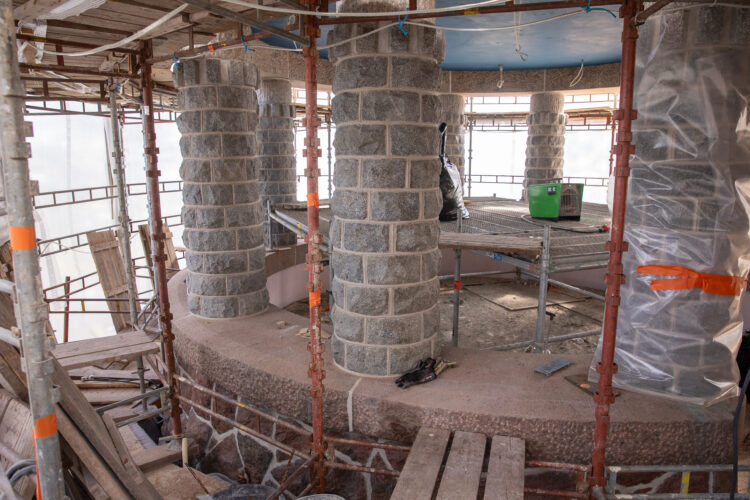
{"left": 569, "top": 59, "right": 584, "bottom": 87}
{"left": 496, "top": 64, "right": 504, "bottom": 89}
{"left": 513, "top": 9, "right": 527, "bottom": 61}
{"left": 221, "top": 0, "right": 509, "bottom": 18}
{"left": 29, "top": 4, "right": 189, "bottom": 57}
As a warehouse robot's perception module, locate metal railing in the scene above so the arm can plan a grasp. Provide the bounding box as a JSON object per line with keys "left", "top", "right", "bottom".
{"left": 605, "top": 464, "right": 750, "bottom": 499}
{"left": 33, "top": 180, "right": 183, "bottom": 209}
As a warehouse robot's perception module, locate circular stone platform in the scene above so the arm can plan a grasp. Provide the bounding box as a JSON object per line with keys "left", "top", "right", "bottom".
{"left": 169, "top": 268, "right": 737, "bottom": 468}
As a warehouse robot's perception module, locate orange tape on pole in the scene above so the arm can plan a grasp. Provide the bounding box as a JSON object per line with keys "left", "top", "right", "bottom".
{"left": 637, "top": 265, "right": 748, "bottom": 297}
{"left": 9, "top": 226, "right": 36, "bottom": 250}
{"left": 33, "top": 413, "right": 57, "bottom": 440}
{"left": 309, "top": 290, "right": 321, "bottom": 308}
{"left": 454, "top": 281, "right": 461, "bottom": 290}
{"left": 307, "top": 193, "right": 319, "bottom": 208}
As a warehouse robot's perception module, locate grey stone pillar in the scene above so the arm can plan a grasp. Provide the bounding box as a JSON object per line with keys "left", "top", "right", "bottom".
{"left": 524, "top": 92, "right": 566, "bottom": 198}
{"left": 591, "top": 4, "right": 750, "bottom": 404}
{"left": 439, "top": 93, "right": 466, "bottom": 180}
{"left": 257, "top": 78, "right": 298, "bottom": 248}
{"left": 328, "top": 4, "right": 445, "bottom": 376}
{"left": 175, "top": 57, "right": 269, "bottom": 319}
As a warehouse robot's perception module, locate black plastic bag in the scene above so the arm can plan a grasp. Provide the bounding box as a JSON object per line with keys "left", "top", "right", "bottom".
{"left": 438, "top": 123, "right": 469, "bottom": 221}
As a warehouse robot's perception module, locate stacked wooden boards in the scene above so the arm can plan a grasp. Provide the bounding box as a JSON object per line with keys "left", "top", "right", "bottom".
{"left": 391, "top": 427, "right": 525, "bottom": 500}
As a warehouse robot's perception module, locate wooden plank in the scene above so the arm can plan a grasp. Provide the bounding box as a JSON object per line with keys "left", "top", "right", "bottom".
{"left": 435, "top": 431, "right": 486, "bottom": 500}
{"left": 53, "top": 330, "right": 156, "bottom": 360}
{"left": 83, "top": 388, "right": 143, "bottom": 406}
{"left": 139, "top": 223, "right": 179, "bottom": 281}
{"left": 0, "top": 390, "right": 34, "bottom": 498}
{"left": 68, "top": 367, "right": 160, "bottom": 382}
{"left": 483, "top": 435, "right": 525, "bottom": 500}
{"left": 102, "top": 414, "right": 162, "bottom": 500}
{"left": 391, "top": 427, "right": 450, "bottom": 500}
{"left": 439, "top": 232, "right": 542, "bottom": 257}
{"left": 87, "top": 229, "right": 139, "bottom": 332}
{"left": 56, "top": 407, "right": 130, "bottom": 500}
{"left": 0, "top": 342, "right": 26, "bottom": 402}
{"left": 132, "top": 446, "right": 182, "bottom": 471}
{"left": 145, "top": 465, "right": 228, "bottom": 500}
{"left": 57, "top": 342, "right": 160, "bottom": 370}
{"left": 53, "top": 359, "right": 162, "bottom": 499}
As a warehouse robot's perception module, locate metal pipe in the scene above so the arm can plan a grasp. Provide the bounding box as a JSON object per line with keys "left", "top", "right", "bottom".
{"left": 115, "top": 404, "right": 171, "bottom": 428}
{"left": 109, "top": 86, "right": 147, "bottom": 410}
{"left": 488, "top": 329, "right": 600, "bottom": 351}
{"left": 303, "top": 6, "right": 327, "bottom": 493}
{"left": 0, "top": 278, "right": 14, "bottom": 295}
{"left": 324, "top": 460, "right": 399, "bottom": 477}
{"left": 520, "top": 271, "right": 605, "bottom": 301}
{"left": 62, "top": 277, "right": 70, "bottom": 343}
{"left": 452, "top": 214, "right": 461, "bottom": 347}
{"left": 95, "top": 387, "right": 167, "bottom": 413}
{"left": 139, "top": 40, "right": 182, "bottom": 437}
{"left": 0, "top": 2, "right": 64, "bottom": 497}
{"left": 467, "top": 115, "right": 473, "bottom": 198}
{"left": 591, "top": 0, "right": 640, "bottom": 490}
{"left": 527, "top": 460, "right": 590, "bottom": 473}
{"left": 523, "top": 488, "right": 587, "bottom": 499}
{"left": 327, "top": 115, "right": 332, "bottom": 200}
{"left": 177, "top": 395, "right": 309, "bottom": 457}
{"left": 533, "top": 225, "right": 551, "bottom": 352}
{"left": 326, "top": 436, "right": 410, "bottom": 453}
{"left": 267, "top": 456, "right": 314, "bottom": 500}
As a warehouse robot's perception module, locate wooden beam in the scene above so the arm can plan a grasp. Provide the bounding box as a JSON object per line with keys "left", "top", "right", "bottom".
{"left": 15, "top": 0, "right": 72, "bottom": 20}
{"left": 179, "top": 0, "right": 309, "bottom": 46}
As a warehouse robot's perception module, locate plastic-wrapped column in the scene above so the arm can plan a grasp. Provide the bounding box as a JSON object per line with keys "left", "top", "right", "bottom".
{"left": 590, "top": 3, "right": 750, "bottom": 405}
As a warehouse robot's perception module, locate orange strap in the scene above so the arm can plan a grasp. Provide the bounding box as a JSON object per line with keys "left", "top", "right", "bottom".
{"left": 208, "top": 44, "right": 215, "bottom": 52}
{"left": 454, "top": 280, "right": 461, "bottom": 290}
{"left": 33, "top": 413, "right": 57, "bottom": 440}
{"left": 309, "top": 290, "right": 321, "bottom": 308}
{"left": 10, "top": 226, "right": 36, "bottom": 250}
{"left": 307, "top": 193, "right": 319, "bottom": 208}
{"left": 637, "top": 265, "right": 748, "bottom": 297}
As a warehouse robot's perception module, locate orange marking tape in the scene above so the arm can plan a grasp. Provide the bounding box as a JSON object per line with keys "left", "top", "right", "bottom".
{"left": 307, "top": 193, "right": 319, "bottom": 207}
{"left": 10, "top": 226, "right": 36, "bottom": 250}
{"left": 208, "top": 44, "right": 215, "bottom": 52}
{"left": 33, "top": 413, "right": 57, "bottom": 440}
{"left": 309, "top": 290, "right": 321, "bottom": 308}
{"left": 454, "top": 280, "right": 461, "bottom": 290}
{"left": 637, "top": 265, "right": 748, "bottom": 297}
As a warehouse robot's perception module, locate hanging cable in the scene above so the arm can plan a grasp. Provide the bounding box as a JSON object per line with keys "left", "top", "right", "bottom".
{"left": 513, "top": 10, "right": 528, "bottom": 61}
{"left": 29, "top": 4, "right": 188, "bottom": 57}
{"left": 221, "top": 0, "right": 509, "bottom": 18}
{"left": 496, "top": 65, "right": 504, "bottom": 89}
{"left": 569, "top": 59, "right": 584, "bottom": 87}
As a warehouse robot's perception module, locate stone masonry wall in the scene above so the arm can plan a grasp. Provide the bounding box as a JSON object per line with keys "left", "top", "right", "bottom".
{"left": 327, "top": 6, "right": 446, "bottom": 376}
{"left": 593, "top": 3, "right": 750, "bottom": 404}
{"left": 257, "top": 78, "right": 298, "bottom": 248}
{"left": 439, "top": 93, "right": 466, "bottom": 180}
{"left": 175, "top": 58, "right": 269, "bottom": 319}
{"left": 523, "top": 92, "right": 566, "bottom": 198}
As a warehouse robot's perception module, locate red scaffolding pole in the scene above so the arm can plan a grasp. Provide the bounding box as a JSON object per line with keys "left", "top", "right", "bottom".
{"left": 590, "top": 0, "right": 641, "bottom": 494}
{"left": 302, "top": 0, "right": 327, "bottom": 492}
{"left": 139, "top": 40, "right": 183, "bottom": 437}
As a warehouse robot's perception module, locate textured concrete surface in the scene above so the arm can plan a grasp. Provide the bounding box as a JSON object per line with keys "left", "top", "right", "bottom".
{"left": 175, "top": 57, "right": 269, "bottom": 318}
{"left": 439, "top": 92, "right": 466, "bottom": 179}
{"left": 256, "top": 78, "right": 297, "bottom": 248}
{"left": 328, "top": 1, "right": 445, "bottom": 376}
{"left": 591, "top": 4, "right": 750, "bottom": 405}
{"left": 524, "top": 92, "right": 566, "bottom": 198}
{"left": 170, "top": 269, "right": 737, "bottom": 465}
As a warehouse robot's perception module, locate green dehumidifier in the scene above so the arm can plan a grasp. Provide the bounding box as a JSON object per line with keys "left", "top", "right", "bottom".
{"left": 528, "top": 182, "right": 584, "bottom": 221}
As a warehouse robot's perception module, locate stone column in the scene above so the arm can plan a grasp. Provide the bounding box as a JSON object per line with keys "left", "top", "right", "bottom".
{"left": 524, "top": 92, "right": 566, "bottom": 198}
{"left": 439, "top": 93, "right": 466, "bottom": 180}
{"left": 592, "top": 4, "right": 750, "bottom": 404}
{"left": 257, "top": 78, "right": 298, "bottom": 248}
{"left": 175, "top": 57, "right": 269, "bottom": 319}
{"left": 328, "top": 2, "right": 445, "bottom": 376}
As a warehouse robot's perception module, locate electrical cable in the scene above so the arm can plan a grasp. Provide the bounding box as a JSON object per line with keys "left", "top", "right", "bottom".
{"left": 730, "top": 363, "right": 750, "bottom": 500}
{"left": 220, "top": 0, "right": 509, "bottom": 18}
{"left": 26, "top": 4, "right": 188, "bottom": 57}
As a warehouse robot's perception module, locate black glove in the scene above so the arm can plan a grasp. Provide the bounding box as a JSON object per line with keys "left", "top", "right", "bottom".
{"left": 395, "top": 358, "right": 437, "bottom": 389}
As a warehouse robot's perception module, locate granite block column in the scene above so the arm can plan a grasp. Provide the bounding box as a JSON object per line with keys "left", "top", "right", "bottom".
{"left": 524, "top": 92, "right": 566, "bottom": 198}
{"left": 591, "top": 4, "right": 750, "bottom": 404}
{"left": 439, "top": 93, "right": 466, "bottom": 180}
{"left": 175, "top": 58, "right": 269, "bottom": 318}
{"left": 257, "top": 78, "right": 298, "bottom": 248}
{"left": 328, "top": 1, "right": 445, "bottom": 376}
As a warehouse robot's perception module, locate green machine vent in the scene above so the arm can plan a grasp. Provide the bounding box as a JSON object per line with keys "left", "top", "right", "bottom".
{"left": 528, "top": 182, "right": 584, "bottom": 221}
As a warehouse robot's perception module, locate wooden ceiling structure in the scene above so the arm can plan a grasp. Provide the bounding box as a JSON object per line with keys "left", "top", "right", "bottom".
{"left": 13, "top": 0, "right": 304, "bottom": 115}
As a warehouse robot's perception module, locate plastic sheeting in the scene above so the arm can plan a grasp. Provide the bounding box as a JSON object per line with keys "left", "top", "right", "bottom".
{"left": 590, "top": 3, "right": 750, "bottom": 406}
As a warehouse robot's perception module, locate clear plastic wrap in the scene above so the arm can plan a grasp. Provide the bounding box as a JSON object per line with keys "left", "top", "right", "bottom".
{"left": 589, "top": 3, "right": 750, "bottom": 406}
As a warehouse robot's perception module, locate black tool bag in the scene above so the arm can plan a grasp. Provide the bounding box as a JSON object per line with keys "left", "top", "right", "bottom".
{"left": 438, "top": 122, "right": 469, "bottom": 221}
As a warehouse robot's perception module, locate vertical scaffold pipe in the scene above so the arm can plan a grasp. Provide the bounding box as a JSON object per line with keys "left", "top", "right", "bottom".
{"left": 303, "top": 3, "right": 327, "bottom": 492}
{"left": 590, "top": 0, "right": 640, "bottom": 493}
{"left": 0, "top": 1, "right": 64, "bottom": 497}
{"left": 139, "top": 41, "right": 182, "bottom": 436}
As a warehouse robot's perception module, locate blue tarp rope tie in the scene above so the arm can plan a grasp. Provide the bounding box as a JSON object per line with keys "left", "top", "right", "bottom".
{"left": 398, "top": 8, "right": 409, "bottom": 36}
{"left": 581, "top": 0, "right": 617, "bottom": 19}
{"left": 240, "top": 35, "right": 255, "bottom": 53}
